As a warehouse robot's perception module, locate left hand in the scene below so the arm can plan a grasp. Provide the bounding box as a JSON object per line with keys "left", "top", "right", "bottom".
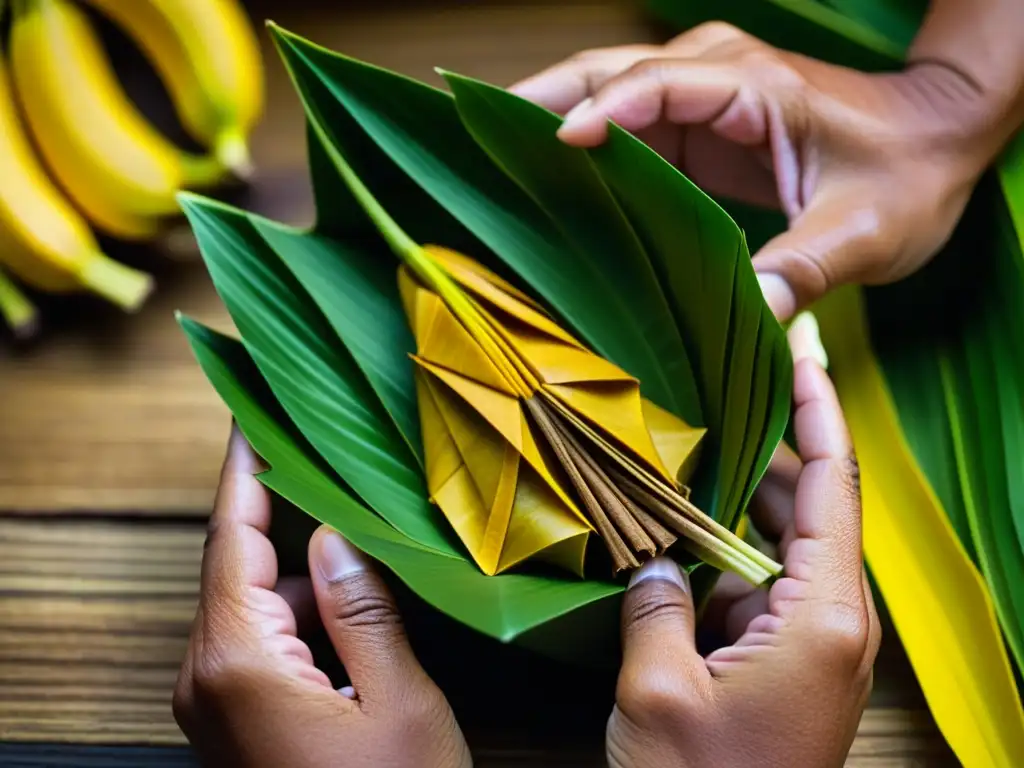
{"left": 173, "top": 426, "right": 472, "bottom": 768}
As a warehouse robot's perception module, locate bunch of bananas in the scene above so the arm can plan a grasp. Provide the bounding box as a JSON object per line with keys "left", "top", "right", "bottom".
{"left": 0, "top": 0, "right": 263, "bottom": 337}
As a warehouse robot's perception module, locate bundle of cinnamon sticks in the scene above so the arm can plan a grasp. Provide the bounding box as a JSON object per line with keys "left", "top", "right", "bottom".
{"left": 525, "top": 394, "right": 728, "bottom": 575}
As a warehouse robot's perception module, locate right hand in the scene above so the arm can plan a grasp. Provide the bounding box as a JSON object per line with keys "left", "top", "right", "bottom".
{"left": 606, "top": 329, "right": 881, "bottom": 768}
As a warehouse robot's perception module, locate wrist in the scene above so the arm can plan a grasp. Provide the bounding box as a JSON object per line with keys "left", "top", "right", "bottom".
{"left": 894, "top": 59, "right": 1021, "bottom": 185}
{"left": 906, "top": 0, "right": 1024, "bottom": 173}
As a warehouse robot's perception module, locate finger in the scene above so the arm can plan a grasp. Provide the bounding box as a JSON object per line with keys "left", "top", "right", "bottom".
{"left": 509, "top": 22, "right": 744, "bottom": 113}
{"left": 752, "top": 192, "right": 892, "bottom": 322}
{"left": 558, "top": 47, "right": 804, "bottom": 152}
{"left": 308, "top": 526, "right": 431, "bottom": 705}
{"left": 555, "top": 58, "right": 747, "bottom": 147}
{"left": 617, "top": 557, "right": 712, "bottom": 716}
{"left": 201, "top": 424, "right": 276, "bottom": 607}
{"left": 275, "top": 575, "right": 318, "bottom": 637}
{"left": 748, "top": 441, "right": 801, "bottom": 545}
{"left": 771, "top": 354, "right": 864, "bottom": 618}
{"left": 701, "top": 571, "right": 768, "bottom": 648}
{"left": 663, "top": 20, "right": 748, "bottom": 56}
{"left": 509, "top": 45, "right": 661, "bottom": 114}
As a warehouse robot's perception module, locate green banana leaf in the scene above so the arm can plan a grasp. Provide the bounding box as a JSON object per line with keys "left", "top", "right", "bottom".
{"left": 178, "top": 24, "right": 792, "bottom": 649}
{"left": 180, "top": 316, "right": 623, "bottom": 643}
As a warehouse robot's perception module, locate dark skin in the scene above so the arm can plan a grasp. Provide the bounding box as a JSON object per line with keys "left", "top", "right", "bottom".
{"left": 174, "top": 324, "right": 877, "bottom": 768}
{"left": 176, "top": 1, "right": 1024, "bottom": 763}
{"left": 607, "top": 324, "right": 880, "bottom": 768}
{"left": 172, "top": 428, "right": 471, "bottom": 768}
{"left": 509, "top": 1, "right": 1024, "bottom": 321}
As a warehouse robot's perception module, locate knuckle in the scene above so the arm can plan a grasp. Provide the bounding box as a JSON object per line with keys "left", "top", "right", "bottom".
{"left": 171, "top": 677, "right": 193, "bottom": 728}
{"left": 625, "top": 582, "right": 692, "bottom": 631}
{"left": 774, "top": 201, "right": 892, "bottom": 293}
{"left": 400, "top": 688, "right": 449, "bottom": 730}
{"left": 191, "top": 646, "right": 253, "bottom": 703}
{"left": 738, "top": 47, "right": 795, "bottom": 83}
{"left": 330, "top": 574, "right": 403, "bottom": 631}
{"left": 202, "top": 515, "right": 223, "bottom": 551}
{"left": 624, "top": 57, "right": 670, "bottom": 84}
{"left": 570, "top": 46, "right": 614, "bottom": 64}
{"left": 843, "top": 208, "right": 893, "bottom": 267}
{"left": 693, "top": 20, "right": 743, "bottom": 40}
{"left": 618, "top": 672, "right": 697, "bottom": 727}
{"left": 772, "top": 247, "right": 833, "bottom": 302}
{"left": 813, "top": 602, "right": 873, "bottom": 670}
{"left": 840, "top": 454, "right": 862, "bottom": 505}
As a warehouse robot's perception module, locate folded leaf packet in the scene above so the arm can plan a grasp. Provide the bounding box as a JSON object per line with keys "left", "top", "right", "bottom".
{"left": 178, "top": 24, "right": 792, "bottom": 645}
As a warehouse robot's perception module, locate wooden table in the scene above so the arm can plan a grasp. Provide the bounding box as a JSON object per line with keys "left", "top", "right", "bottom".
{"left": 0, "top": 0, "right": 956, "bottom": 764}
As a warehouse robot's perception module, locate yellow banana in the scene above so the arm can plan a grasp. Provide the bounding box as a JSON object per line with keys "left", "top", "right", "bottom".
{"left": 9, "top": 0, "right": 224, "bottom": 240}
{"left": 79, "top": 0, "right": 264, "bottom": 176}
{"left": 0, "top": 51, "right": 153, "bottom": 311}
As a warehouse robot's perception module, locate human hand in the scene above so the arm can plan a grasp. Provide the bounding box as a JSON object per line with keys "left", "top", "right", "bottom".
{"left": 605, "top": 323, "right": 881, "bottom": 768}
{"left": 510, "top": 23, "right": 1018, "bottom": 321}
{"left": 173, "top": 427, "right": 471, "bottom": 768}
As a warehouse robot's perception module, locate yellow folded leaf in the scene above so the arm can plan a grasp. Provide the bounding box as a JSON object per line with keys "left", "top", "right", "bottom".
{"left": 818, "top": 287, "right": 1024, "bottom": 767}
{"left": 399, "top": 242, "right": 781, "bottom": 583}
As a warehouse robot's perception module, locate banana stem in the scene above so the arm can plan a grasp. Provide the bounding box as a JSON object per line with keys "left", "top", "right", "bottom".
{"left": 181, "top": 153, "right": 231, "bottom": 190}
{"left": 0, "top": 268, "right": 39, "bottom": 338}
{"left": 77, "top": 252, "right": 154, "bottom": 312}
{"left": 214, "top": 128, "right": 255, "bottom": 181}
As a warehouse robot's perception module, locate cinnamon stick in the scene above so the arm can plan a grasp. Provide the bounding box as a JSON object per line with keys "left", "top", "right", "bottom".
{"left": 544, "top": 410, "right": 657, "bottom": 558}
{"left": 625, "top": 502, "right": 677, "bottom": 553}
{"left": 524, "top": 397, "right": 638, "bottom": 573}
{"left": 613, "top": 472, "right": 729, "bottom": 556}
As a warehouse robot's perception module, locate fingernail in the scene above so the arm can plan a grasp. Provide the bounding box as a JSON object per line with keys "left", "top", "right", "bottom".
{"left": 788, "top": 311, "right": 829, "bottom": 369}
{"left": 628, "top": 556, "right": 688, "bottom": 591}
{"left": 226, "top": 422, "right": 265, "bottom": 474}
{"left": 756, "top": 272, "right": 796, "bottom": 322}
{"left": 314, "top": 529, "right": 367, "bottom": 583}
{"left": 561, "top": 97, "right": 595, "bottom": 129}
{"left": 338, "top": 685, "right": 357, "bottom": 700}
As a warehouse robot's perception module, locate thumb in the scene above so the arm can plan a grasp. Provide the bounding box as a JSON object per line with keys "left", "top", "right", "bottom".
{"left": 308, "top": 526, "right": 428, "bottom": 703}
{"left": 753, "top": 194, "right": 888, "bottom": 322}
{"left": 617, "top": 558, "right": 711, "bottom": 713}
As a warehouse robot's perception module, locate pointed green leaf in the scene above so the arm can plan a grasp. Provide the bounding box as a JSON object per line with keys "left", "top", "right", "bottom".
{"left": 582, "top": 124, "right": 791, "bottom": 525}
{"left": 270, "top": 27, "right": 705, "bottom": 423}
{"left": 251, "top": 216, "right": 422, "bottom": 462}
{"left": 441, "top": 72, "right": 700, "bottom": 424}
{"left": 179, "top": 195, "right": 457, "bottom": 556}
{"left": 179, "top": 315, "right": 421, "bottom": 548}
{"left": 181, "top": 317, "right": 624, "bottom": 642}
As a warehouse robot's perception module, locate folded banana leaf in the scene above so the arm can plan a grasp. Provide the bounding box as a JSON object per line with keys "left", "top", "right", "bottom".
{"left": 649, "top": 0, "right": 1024, "bottom": 763}
{"left": 179, "top": 25, "right": 791, "bottom": 650}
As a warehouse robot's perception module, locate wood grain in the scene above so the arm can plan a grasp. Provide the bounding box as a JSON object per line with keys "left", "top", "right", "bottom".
{"left": 0, "top": 518, "right": 955, "bottom": 764}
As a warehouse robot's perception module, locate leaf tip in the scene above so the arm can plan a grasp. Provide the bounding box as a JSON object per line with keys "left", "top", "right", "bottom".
{"left": 176, "top": 190, "right": 203, "bottom": 214}
{"left": 175, "top": 311, "right": 198, "bottom": 332}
